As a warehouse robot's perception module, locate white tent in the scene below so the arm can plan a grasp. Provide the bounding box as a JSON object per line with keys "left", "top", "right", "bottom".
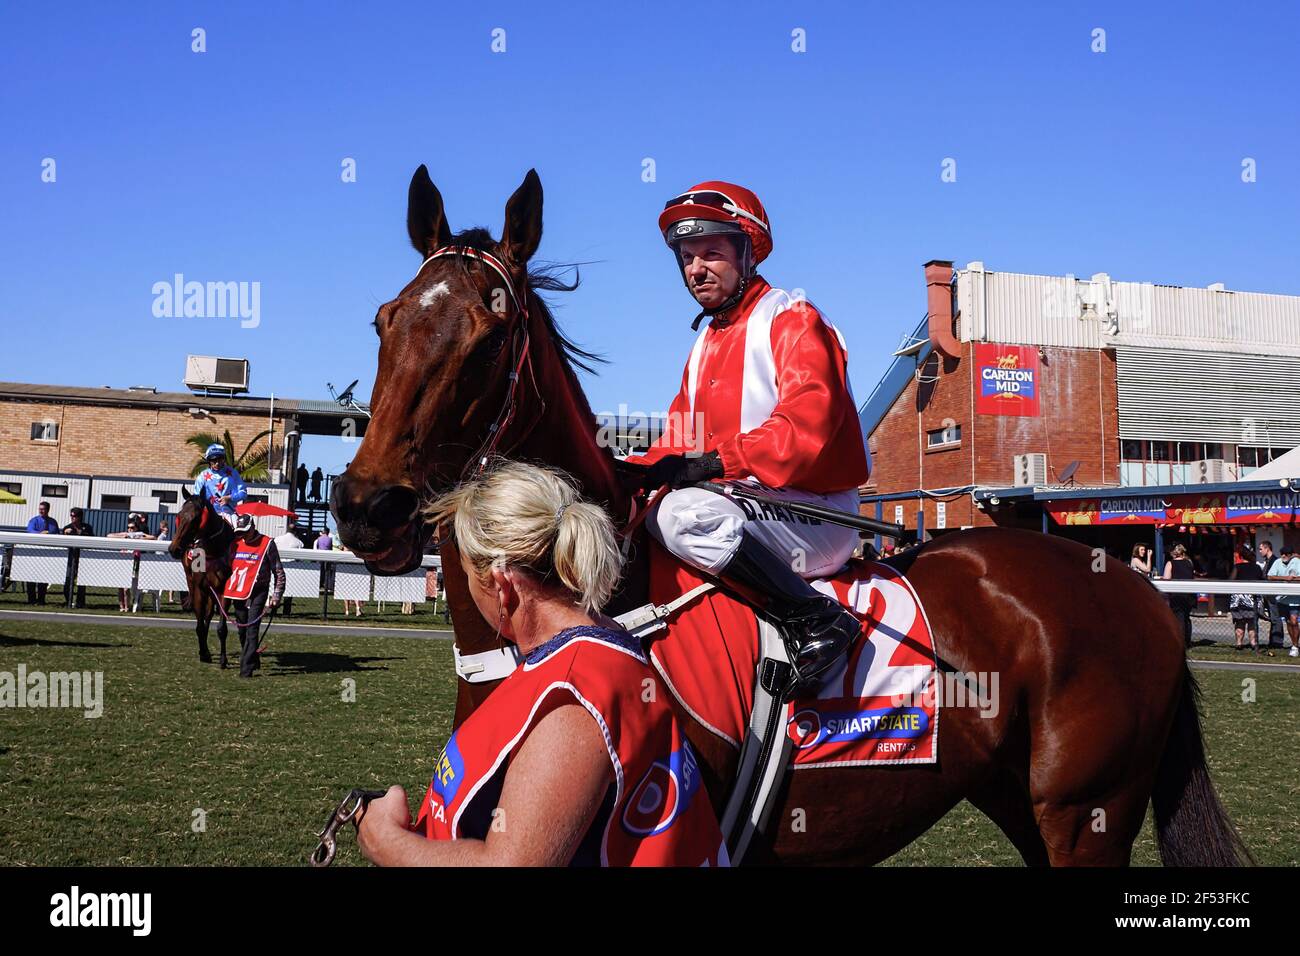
{"left": 1241, "top": 446, "right": 1300, "bottom": 482}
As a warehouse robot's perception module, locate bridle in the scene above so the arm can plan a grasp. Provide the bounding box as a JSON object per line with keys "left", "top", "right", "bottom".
{"left": 180, "top": 499, "right": 231, "bottom": 565}
{"left": 415, "top": 245, "right": 543, "bottom": 478}
{"left": 413, "top": 246, "right": 644, "bottom": 553}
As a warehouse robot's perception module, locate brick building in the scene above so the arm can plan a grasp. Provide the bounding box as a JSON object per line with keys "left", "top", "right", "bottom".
{"left": 859, "top": 261, "right": 1300, "bottom": 545}
{"left": 0, "top": 381, "right": 364, "bottom": 529}
{"left": 1, "top": 383, "right": 289, "bottom": 478}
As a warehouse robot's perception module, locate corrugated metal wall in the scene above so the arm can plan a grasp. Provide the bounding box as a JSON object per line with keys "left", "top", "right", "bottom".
{"left": 1115, "top": 347, "right": 1300, "bottom": 446}
{"left": 0, "top": 474, "right": 91, "bottom": 529}
{"left": 957, "top": 266, "right": 1300, "bottom": 357}
{"left": 0, "top": 471, "right": 292, "bottom": 534}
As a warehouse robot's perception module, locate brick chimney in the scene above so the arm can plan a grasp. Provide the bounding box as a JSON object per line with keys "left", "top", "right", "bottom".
{"left": 924, "top": 260, "right": 961, "bottom": 359}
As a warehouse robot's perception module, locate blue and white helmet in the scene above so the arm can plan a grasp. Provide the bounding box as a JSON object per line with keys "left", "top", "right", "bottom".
{"left": 204, "top": 443, "right": 227, "bottom": 462}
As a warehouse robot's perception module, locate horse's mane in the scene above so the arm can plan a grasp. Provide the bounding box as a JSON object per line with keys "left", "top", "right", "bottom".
{"left": 447, "top": 227, "right": 604, "bottom": 375}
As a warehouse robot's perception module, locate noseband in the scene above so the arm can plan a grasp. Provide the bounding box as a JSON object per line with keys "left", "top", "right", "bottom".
{"left": 416, "top": 245, "right": 542, "bottom": 477}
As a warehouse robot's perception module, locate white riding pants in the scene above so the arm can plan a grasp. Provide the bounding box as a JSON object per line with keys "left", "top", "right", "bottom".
{"left": 646, "top": 481, "right": 861, "bottom": 580}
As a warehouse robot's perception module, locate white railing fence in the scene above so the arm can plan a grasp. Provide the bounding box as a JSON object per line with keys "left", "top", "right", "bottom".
{"left": 0, "top": 531, "right": 441, "bottom": 617}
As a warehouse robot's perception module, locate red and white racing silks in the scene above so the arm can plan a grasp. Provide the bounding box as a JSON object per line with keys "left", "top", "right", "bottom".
{"left": 628, "top": 276, "right": 869, "bottom": 493}
{"left": 413, "top": 625, "right": 728, "bottom": 866}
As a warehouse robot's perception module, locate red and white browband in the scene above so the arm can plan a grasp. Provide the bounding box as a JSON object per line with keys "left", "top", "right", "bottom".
{"left": 418, "top": 245, "right": 526, "bottom": 317}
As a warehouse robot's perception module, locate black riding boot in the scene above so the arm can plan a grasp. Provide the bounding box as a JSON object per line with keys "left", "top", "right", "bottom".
{"left": 714, "top": 529, "right": 860, "bottom": 697}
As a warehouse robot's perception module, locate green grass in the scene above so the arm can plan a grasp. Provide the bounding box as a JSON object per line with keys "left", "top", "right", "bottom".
{"left": 1, "top": 619, "right": 1296, "bottom": 866}
{"left": 1189, "top": 643, "right": 1299, "bottom": 666}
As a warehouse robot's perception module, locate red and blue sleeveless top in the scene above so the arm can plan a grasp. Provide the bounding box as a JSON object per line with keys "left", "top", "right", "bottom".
{"left": 413, "top": 625, "right": 729, "bottom": 867}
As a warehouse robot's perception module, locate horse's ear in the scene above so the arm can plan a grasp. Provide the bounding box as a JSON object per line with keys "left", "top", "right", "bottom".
{"left": 181, "top": 486, "right": 192, "bottom": 501}
{"left": 501, "top": 169, "right": 543, "bottom": 267}
{"left": 407, "top": 165, "right": 452, "bottom": 256}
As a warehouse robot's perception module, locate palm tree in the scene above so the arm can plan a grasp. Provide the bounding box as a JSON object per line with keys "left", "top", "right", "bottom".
{"left": 186, "top": 429, "right": 281, "bottom": 481}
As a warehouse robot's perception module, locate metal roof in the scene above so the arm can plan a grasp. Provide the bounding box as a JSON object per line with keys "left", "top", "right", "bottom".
{"left": 0, "top": 381, "right": 362, "bottom": 420}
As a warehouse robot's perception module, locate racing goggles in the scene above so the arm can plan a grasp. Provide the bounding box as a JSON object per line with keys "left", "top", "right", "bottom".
{"left": 662, "top": 190, "right": 770, "bottom": 234}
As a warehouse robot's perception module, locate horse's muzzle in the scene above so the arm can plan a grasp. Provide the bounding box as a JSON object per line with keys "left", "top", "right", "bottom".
{"left": 331, "top": 477, "right": 425, "bottom": 572}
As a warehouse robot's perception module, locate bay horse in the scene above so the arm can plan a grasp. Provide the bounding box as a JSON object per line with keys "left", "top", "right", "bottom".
{"left": 170, "top": 488, "right": 234, "bottom": 668}
{"left": 331, "top": 167, "right": 1250, "bottom": 866}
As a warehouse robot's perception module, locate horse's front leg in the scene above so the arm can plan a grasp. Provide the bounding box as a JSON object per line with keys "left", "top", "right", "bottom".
{"left": 196, "top": 588, "right": 213, "bottom": 664}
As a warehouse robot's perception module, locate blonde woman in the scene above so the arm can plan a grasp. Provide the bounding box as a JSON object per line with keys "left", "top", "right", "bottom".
{"left": 1163, "top": 542, "right": 1198, "bottom": 648}
{"left": 356, "top": 461, "right": 727, "bottom": 867}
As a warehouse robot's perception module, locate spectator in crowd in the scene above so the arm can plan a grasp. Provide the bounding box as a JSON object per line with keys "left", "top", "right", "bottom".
{"left": 309, "top": 467, "right": 325, "bottom": 502}
{"left": 1256, "top": 541, "right": 1282, "bottom": 647}
{"left": 273, "top": 519, "right": 304, "bottom": 616}
{"left": 108, "top": 516, "right": 155, "bottom": 612}
{"left": 1129, "top": 543, "right": 1153, "bottom": 577}
{"left": 1162, "top": 542, "right": 1198, "bottom": 648}
{"left": 1266, "top": 544, "right": 1300, "bottom": 658}
{"left": 315, "top": 529, "right": 333, "bottom": 550}
{"left": 24, "top": 501, "right": 61, "bottom": 605}
{"left": 295, "top": 464, "right": 310, "bottom": 505}
{"left": 1230, "top": 544, "right": 1264, "bottom": 652}
{"left": 61, "top": 507, "right": 94, "bottom": 608}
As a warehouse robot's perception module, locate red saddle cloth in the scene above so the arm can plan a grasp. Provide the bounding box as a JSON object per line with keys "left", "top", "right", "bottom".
{"left": 647, "top": 546, "right": 940, "bottom": 767}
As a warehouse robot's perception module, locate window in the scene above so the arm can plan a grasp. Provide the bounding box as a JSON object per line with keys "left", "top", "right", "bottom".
{"left": 40, "top": 484, "right": 69, "bottom": 498}
{"left": 101, "top": 495, "right": 131, "bottom": 511}
{"left": 926, "top": 423, "right": 961, "bottom": 447}
{"left": 0, "top": 482, "right": 22, "bottom": 496}
{"left": 154, "top": 490, "right": 178, "bottom": 504}
{"left": 30, "top": 421, "right": 58, "bottom": 441}
{"left": 1121, "top": 440, "right": 1143, "bottom": 460}
{"left": 1177, "top": 442, "right": 1201, "bottom": 462}
{"left": 1150, "top": 442, "right": 1171, "bottom": 462}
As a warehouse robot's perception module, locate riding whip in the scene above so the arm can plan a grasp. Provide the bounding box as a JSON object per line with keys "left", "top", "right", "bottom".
{"left": 690, "top": 481, "right": 906, "bottom": 539}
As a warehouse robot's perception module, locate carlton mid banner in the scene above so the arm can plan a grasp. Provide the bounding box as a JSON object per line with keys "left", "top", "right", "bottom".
{"left": 975, "top": 343, "right": 1040, "bottom": 417}
{"left": 1047, "top": 490, "right": 1298, "bottom": 527}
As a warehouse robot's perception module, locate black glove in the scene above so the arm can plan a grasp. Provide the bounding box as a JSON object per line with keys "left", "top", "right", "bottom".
{"left": 643, "top": 450, "right": 725, "bottom": 490}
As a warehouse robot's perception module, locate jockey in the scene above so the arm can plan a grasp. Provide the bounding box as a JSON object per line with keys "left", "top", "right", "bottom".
{"left": 193, "top": 443, "right": 248, "bottom": 526}
{"left": 625, "top": 181, "right": 870, "bottom": 694}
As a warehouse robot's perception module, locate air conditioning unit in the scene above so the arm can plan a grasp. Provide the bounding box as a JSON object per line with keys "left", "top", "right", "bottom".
{"left": 1191, "top": 458, "right": 1229, "bottom": 484}
{"left": 1013, "top": 453, "right": 1048, "bottom": 487}
{"left": 184, "top": 355, "right": 250, "bottom": 394}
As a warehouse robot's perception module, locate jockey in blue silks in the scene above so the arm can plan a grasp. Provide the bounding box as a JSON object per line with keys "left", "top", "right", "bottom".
{"left": 193, "top": 443, "right": 248, "bottom": 526}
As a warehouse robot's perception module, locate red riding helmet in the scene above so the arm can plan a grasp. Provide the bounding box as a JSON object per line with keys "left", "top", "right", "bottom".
{"left": 659, "top": 181, "right": 773, "bottom": 265}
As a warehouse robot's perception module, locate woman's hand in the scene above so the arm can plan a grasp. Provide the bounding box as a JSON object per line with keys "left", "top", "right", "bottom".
{"left": 356, "top": 786, "right": 410, "bottom": 866}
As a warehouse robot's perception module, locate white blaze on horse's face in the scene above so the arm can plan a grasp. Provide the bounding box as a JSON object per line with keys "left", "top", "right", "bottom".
{"left": 419, "top": 281, "right": 451, "bottom": 309}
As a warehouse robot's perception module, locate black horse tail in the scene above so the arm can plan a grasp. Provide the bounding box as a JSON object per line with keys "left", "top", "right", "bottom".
{"left": 1152, "top": 663, "right": 1253, "bottom": 866}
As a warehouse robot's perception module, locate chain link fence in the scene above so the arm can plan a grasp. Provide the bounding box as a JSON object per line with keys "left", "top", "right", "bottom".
{"left": 1153, "top": 579, "right": 1300, "bottom": 650}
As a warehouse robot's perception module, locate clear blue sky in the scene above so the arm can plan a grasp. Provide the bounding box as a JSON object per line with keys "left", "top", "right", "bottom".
{"left": 2, "top": 1, "right": 1297, "bottom": 481}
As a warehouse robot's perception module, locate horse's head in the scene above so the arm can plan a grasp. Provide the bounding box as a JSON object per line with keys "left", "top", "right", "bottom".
{"left": 172, "top": 487, "right": 215, "bottom": 560}
{"left": 332, "top": 166, "right": 547, "bottom": 574}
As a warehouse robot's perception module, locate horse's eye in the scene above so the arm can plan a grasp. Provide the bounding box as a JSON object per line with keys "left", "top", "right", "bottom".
{"left": 482, "top": 329, "right": 508, "bottom": 358}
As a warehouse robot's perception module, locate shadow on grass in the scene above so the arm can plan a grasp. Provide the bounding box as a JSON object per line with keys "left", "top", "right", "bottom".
{"left": 0, "top": 632, "right": 127, "bottom": 650}
{"left": 262, "top": 651, "right": 405, "bottom": 675}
